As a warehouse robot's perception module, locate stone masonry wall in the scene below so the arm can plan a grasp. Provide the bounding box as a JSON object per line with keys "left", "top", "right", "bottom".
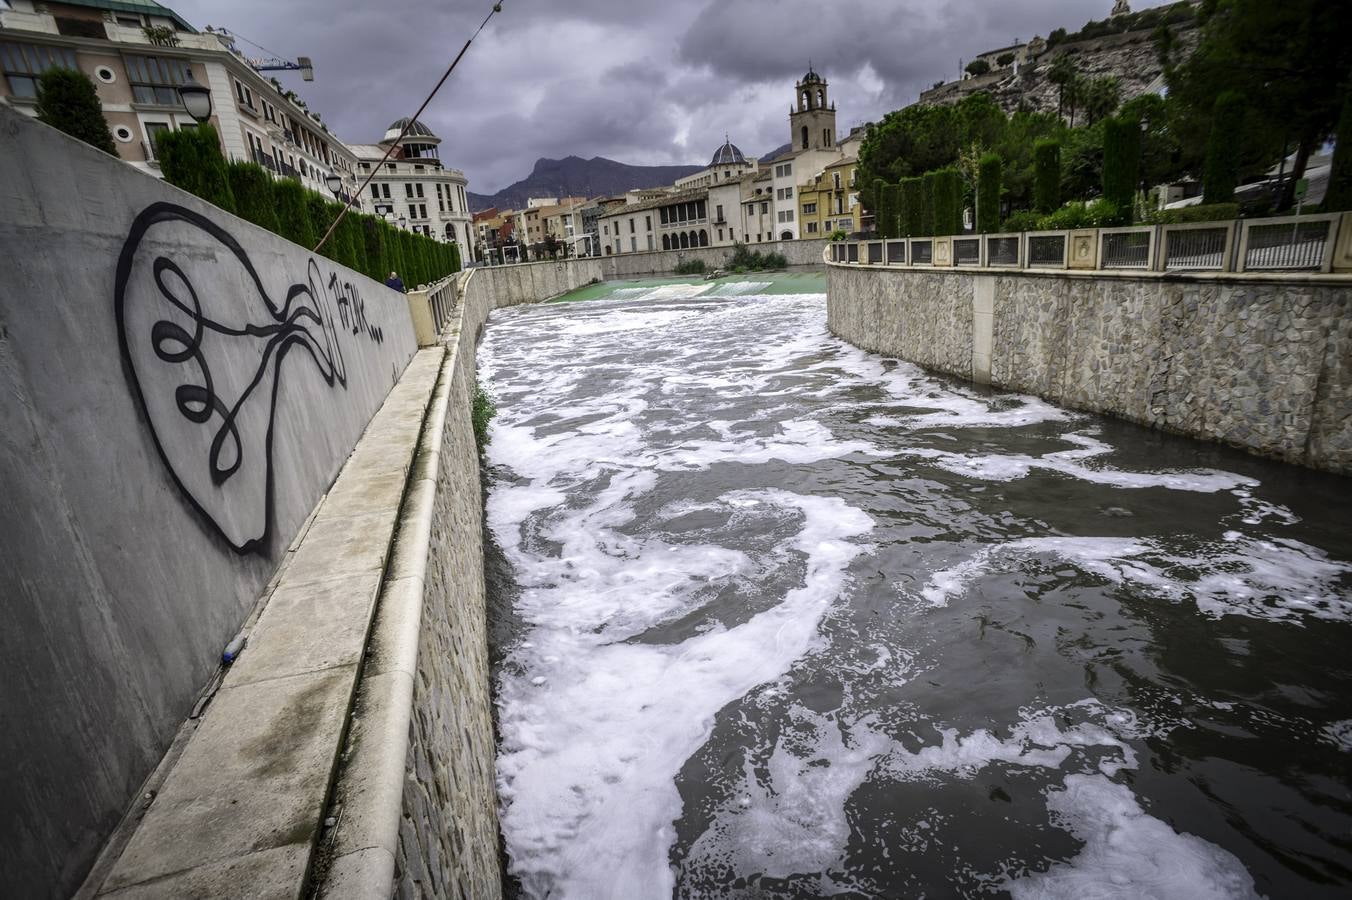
{"left": 826, "top": 265, "right": 976, "bottom": 379}
{"left": 392, "top": 276, "right": 502, "bottom": 899}
{"left": 827, "top": 263, "right": 1352, "bottom": 474}
{"left": 388, "top": 252, "right": 568, "bottom": 898}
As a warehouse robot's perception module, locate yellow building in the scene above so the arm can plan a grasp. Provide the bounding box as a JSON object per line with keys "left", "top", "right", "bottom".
{"left": 798, "top": 154, "right": 861, "bottom": 237}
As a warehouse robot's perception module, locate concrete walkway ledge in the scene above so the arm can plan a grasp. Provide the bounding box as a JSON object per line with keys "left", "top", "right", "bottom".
{"left": 93, "top": 348, "right": 446, "bottom": 899}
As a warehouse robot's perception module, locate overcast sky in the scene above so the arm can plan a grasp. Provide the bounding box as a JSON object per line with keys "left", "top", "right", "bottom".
{"left": 168, "top": 0, "right": 1144, "bottom": 194}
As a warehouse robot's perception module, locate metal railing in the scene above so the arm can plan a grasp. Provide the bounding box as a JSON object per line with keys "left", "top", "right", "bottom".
{"left": 953, "top": 237, "right": 981, "bottom": 266}
{"left": 1100, "top": 227, "right": 1154, "bottom": 269}
{"left": 1162, "top": 222, "right": 1233, "bottom": 271}
{"left": 825, "top": 212, "right": 1350, "bottom": 277}
{"left": 1238, "top": 214, "right": 1338, "bottom": 273}
{"left": 986, "top": 234, "right": 1020, "bottom": 267}
{"left": 1027, "top": 232, "right": 1068, "bottom": 268}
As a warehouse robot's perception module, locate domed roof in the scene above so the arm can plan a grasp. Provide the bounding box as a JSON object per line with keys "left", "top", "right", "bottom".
{"left": 381, "top": 117, "right": 439, "bottom": 143}
{"left": 800, "top": 67, "right": 823, "bottom": 84}
{"left": 709, "top": 139, "right": 747, "bottom": 167}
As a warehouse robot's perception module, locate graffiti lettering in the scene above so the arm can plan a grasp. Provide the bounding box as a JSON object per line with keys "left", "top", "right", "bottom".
{"left": 327, "top": 271, "right": 384, "bottom": 344}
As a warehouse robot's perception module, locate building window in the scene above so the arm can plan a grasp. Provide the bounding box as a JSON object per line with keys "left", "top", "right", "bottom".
{"left": 806, "top": 221, "right": 819, "bottom": 234}
{"left": 715, "top": 204, "right": 723, "bottom": 222}
{"left": 629, "top": 218, "right": 635, "bottom": 234}
{"left": 233, "top": 79, "right": 255, "bottom": 111}
{"left": 802, "top": 202, "right": 817, "bottom": 215}
{"left": 415, "top": 183, "right": 424, "bottom": 198}
{"left": 124, "top": 54, "right": 191, "bottom": 106}
{"left": 647, "top": 235, "right": 654, "bottom": 251}
{"left": 0, "top": 42, "right": 77, "bottom": 99}
{"left": 144, "top": 121, "right": 171, "bottom": 157}
{"left": 660, "top": 207, "right": 669, "bottom": 225}
{"left": 645, "top": 215, "right": 651, "bottom": 230}
{"left": 405, "top": 184, "right": 414, "bottom": 199}
{"left": 760, "top": 202, "right": 768, "bottom": 215}
{"left": 630, "top": 236, "right": 637, "bottom": 252}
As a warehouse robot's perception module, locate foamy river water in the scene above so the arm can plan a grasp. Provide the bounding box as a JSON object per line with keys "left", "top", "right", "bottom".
{"left": 478, "top": 275, "right": 1352, "bottom": 899}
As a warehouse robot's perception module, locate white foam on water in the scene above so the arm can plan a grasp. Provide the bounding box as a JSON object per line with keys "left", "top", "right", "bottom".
{"left": 919, "top": 533, "right": 1352, "bottom": 623}
{"left": 1322, "top": 720, "right": 1352, "bottom": 752}
{"left": 1007, "top": 774, "right": 1261, "bottom": 900}
{"left": 703, "top": 280, "right": 772, "bottom": 297}
{"left": 899, "top": 432, "right": 1256, "bottom": 493}
{"left": 494, "top": 491, "right": 872, "bottom": 899}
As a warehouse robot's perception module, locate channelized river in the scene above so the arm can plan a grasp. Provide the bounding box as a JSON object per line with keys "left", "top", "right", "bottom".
{"left": 478, "top": 274, "right": 1352, "bottom": 900}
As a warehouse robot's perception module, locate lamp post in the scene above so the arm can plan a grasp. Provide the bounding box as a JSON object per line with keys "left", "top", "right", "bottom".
{"left": 178, "top": 75, "right": 212, "bottom": 123}
{"left": 324, "top": 172, "right": 344, "bottom": 198}
{"left": 398, "top": 215, "right": 408, "bottom": 231}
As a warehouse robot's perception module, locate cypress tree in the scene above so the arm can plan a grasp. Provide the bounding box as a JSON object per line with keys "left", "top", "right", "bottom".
{"left": 1325, "top": 91, "right": 1352, "bottom": 212}
{"left": 226, "top": 162, "right": 279, "bottom": 232}
{"left": 308, "top": 194, "right": 339, "bottom": 261}
{"left": 1102, "top": 116, "right": 1141, "bottom": 215}
{"left": 1034, "top": 139, "right": 1061, "bottom": 214}
{"left": 977, "top": 153, "right": 1002, "bottom": 233}
{"left": 191, "top": 126, "right": 235, "bottom": 213}
{"left": 870, "top": 177, "right": 886, "bottom": 234}
{"left": 274, "top": 179, "right": 315, "bottom": 248}
{"left": 920, "top": 172, "right": 938, "bottom": 237}
{"left": 344, "top": 212, "right": 368, "bottom": 275}
{"left": 156, "top": 128, "right": 203, "bottom": 196}
{"left": 876, "top": 182, "right": 894, "bottom": 238}
{"left": 450, "top": 242, "right": 462, "bottom": 273}
{"left": 362, "top": 216, "right": 384, "bottom": 279}
{"left": 931, "top": 168, "right": 963, "bottom": 236}
{"left": 1202, "top": 92, "right": 1246, "bottom": 207}
{"left": 900, "top": 177, "right": 924, "bottom": 237}
{"left": 35, "top": 67, "right": 116, "bottom": 154}
{"left": 383, "top": 223, "right": 404, "bottom": 282}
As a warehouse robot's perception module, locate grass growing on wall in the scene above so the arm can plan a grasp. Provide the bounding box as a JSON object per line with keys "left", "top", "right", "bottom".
{"left": 472, "top": 382, "right": 496, "bottom": 454}
{"left": 674, "top": 259, "right": 707, "bottom": 274}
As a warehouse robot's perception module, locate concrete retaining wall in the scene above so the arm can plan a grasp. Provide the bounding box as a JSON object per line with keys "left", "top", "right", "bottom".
{"left": 468, "top": 257, "right": 604, "bottom": 306}
{"left": 827, "top": 261, "right": 1352, "bottom": 474}
{"left": 597, "top": 238, "right": 828, "bottom": 279}
{"left": 0, "top": 108, "right": 418, "bottom": 896}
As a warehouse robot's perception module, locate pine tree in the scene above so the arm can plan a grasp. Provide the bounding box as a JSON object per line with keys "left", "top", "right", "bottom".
{"left": 35, "top": 67, "right": 115, "bottom": 154}
{"left": 976, "top": 153, "right": 1002, "bottom": 233}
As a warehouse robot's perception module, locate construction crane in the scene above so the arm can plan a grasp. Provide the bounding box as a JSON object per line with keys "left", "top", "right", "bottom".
{"left": 204, "top": 26, "right": 314, "bottom": 80}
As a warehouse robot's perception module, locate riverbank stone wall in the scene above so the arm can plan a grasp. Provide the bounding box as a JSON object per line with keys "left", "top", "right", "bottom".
{"left": 827, "top": 262, "right": 1352, "bottom": 474}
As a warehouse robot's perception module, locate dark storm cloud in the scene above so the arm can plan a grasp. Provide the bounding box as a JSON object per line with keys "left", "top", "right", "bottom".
{"left": 168, "top": 0, "right": 1134, "bottom": 194}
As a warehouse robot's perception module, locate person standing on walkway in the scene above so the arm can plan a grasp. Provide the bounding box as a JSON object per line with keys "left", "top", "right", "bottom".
{"left": 385, "top": 271, "right": 405, "bottom": 292}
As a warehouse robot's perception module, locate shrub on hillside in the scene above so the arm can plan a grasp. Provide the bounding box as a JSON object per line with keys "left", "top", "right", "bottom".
{"left": 1141, "top": 202, "right": 1239, "bottom": 225}
{"left": 674, "top": 258, "right": 707, "bottom": 275}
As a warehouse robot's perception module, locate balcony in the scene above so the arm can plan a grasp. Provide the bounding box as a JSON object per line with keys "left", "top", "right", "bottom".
{"left": 252, "top": 148, "right": 278, "bottom": 172}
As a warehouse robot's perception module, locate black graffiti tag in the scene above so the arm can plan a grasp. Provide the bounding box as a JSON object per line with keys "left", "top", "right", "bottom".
{"left": 114, "top": 201, "right": 384, "bottom": 555}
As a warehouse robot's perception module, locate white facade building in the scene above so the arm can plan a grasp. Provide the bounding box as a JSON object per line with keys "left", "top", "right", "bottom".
{"left": 350, "top": 118, "right": 474, "bottom": 259}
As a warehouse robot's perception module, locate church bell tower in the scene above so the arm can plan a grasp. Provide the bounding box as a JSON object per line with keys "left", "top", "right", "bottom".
{"left": 789, "top": 67, "right": 836, "bottom": 152}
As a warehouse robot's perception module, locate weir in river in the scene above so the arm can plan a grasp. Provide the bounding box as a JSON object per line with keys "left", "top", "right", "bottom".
{"left": 478, "top": 273, "right": 1352, "bottom": 899}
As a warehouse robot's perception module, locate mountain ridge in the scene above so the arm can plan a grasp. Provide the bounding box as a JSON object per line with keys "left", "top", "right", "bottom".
{"left": 469, "top": 147, "right": 793, "bottom": 212}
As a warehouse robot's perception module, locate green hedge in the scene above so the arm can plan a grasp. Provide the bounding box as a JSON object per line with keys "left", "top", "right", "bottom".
{"left": 1202, "top": 92, "right": 1245, "bottom": 206}
{"left": 920, "top": 172, "right": 938, "bottom": 236}
{"left": 156, "top": 138, "right": 461, "bottom": 286}
{"left": 876, "top": 181, "right": 896, "bottom": 237}
{"left": 35, "top": 67, "right": 115, "bottom": 154}
{"left": 1141, "top": 202, "right": 1239, "bottom": 225}
{"left": 976, "top": 153, "right": 1002, "bottom": 234}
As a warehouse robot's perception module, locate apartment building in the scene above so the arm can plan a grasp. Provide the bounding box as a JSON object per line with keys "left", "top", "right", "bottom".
{"left": 0, "top": 0, "right": 362, "bottom": 202}
{"left": 350, "top": 118, "right": 474, "bottom": 257}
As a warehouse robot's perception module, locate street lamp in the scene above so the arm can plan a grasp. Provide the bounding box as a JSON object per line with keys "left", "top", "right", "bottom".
{"left": 177, "top": 75, "right": 212, "bottom": 123}
{"left": 397, "top": 215, "right": 407, "bottom": 230}
{"left": 324, "top": 171, "right": 343, "bottom": 197}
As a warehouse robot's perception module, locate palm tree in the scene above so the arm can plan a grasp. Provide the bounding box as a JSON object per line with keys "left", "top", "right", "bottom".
{"left": 1048, "top": 55, "right": 1078, "bottom": 121}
